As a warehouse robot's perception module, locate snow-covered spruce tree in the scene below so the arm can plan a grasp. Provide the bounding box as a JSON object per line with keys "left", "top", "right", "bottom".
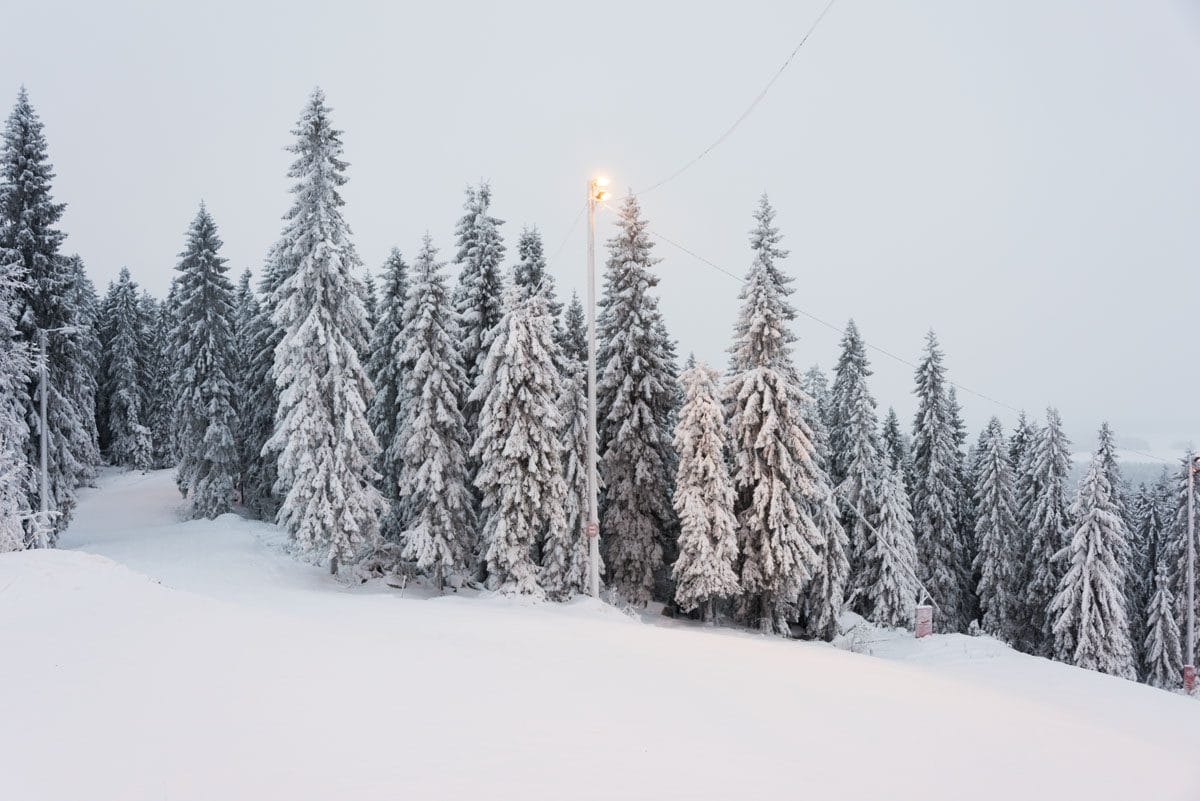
{"left": 453, "top": 182, "right": 506, "bottom": 443}
{"left": 1097, "top": 422, "right": 1134, "bottom": 533}
{"left": 880, "top": 407, "right": 906, "bottom": 473}
{"left": 828, "top": 319, "right": 885, "bottom": 608}
{"left": 366, "top": 248, "right": 409, "bottom": 541}
{"left": 362, "top": 270, "right": 378, "bottom": 335}
{"left": 670, "top": 363, "right": 739, "bottom": 621}
{"left": 0, "top": 255, "right": 32, "bottom": 551}
{"left": 800, "top": 366, "right": 831, "bottom": 430}
{"left": 865, "top": 464, "right": 919, "bottom": 628}
{"left": 2, "top": 88, "right": 97, "bottom": 533}
{"left": 560, "top": 292, "right": 587, "bottom": 367}
{"left": 230, "top": 269, "right": 260, "bottom": 503}
{"left": 1020, "top": 408, "right": 1074, "bottom": 656}
{"left": 1050, "top": 449, "right": 1136, "bottom": 679}
{"left": 596, "top": 194, "right": 676, "bottom": 606}
{"left": 946, "top": 386, "right": 979, "bottom": 626}
{"left": 548, "top": 355, "right": 593, "bottom": 599}
{"left": 469, "top": 289, "right": 568, "bottom": 596}
{"left": 171, "top": 204, "right": 238, "bottom": 518}
{"left": 265, "top": 89, "right": 384, "bottom": 574}
{"left": 512, "top": 227, "right": 562, "bottom": 314}
{"left": 799, "top": 483, "right": 851, "bottom": 641}
{"left": 1143, "top": 559, "right": 1182, "bottom": 689}
{"left": 100, "top": 268, "right": 152, "bottom": 470}
{"left": 1165, "top": 458, "right": 1200, "bottom": 635}
{"left": 726, "top": 196, "right": 826, "bottom": 634}
{"left": 94, "top": 279, "right": 117, "bottom": 454}
{"left": 972, "top": 417, "right": 1021, "bottom": 641}
{"left": 139, "top": 292, "right": 175, "bottom": 469}
{"left": 239, "top": 257, "right": 285, "bottom": 520}
{"left": 63, "top": 256, "right": 101, "bottom": 483}
{"left": 910, "top": 332, "right": 970, "bottom": 632}
{"left": 1128, "top": 481, "right": 1164, "bottom": 671}
{"left": 395, "top": 234, "right": 475, "bottom": 590}
{"left": 1008, "top": 412, "right": 1035, "bottom": 477}
{"left": 1010, "top": 416, "right": 1041, "bottom": 589}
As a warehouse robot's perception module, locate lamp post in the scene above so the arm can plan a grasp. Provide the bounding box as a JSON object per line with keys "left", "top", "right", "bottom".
{"left": 32, "top": 325, "right": 80, "bottom": 546}
{"left": 585, "top": 176, "right": 610, "bottom": 599}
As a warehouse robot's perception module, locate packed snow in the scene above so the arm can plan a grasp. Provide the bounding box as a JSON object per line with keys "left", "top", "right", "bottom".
{"left": 0, "top": 467, "right": 1197, "bottom": 801}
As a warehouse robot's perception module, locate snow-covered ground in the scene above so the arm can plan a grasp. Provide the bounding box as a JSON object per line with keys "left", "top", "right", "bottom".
{"left": 1, "top": 469, "right": 1197, "bottom": 801}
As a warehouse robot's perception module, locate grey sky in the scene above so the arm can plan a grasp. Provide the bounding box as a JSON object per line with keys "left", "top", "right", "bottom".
{"left": 3, "top": 0, "right": 1198, "bottom": 457}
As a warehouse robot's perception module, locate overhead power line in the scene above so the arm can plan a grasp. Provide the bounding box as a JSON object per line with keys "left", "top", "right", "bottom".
{"left": 636, "top": 0, "right": 840, "bottom": 197}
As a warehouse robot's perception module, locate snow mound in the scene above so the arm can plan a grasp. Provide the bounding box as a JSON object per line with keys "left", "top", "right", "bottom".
{"left": 2, "top": 468, "right": 1197, "bottom": 801}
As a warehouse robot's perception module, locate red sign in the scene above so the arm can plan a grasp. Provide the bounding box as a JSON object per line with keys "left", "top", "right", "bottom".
{"left": 914, "top": 605, "right": 934, "bottom": 639}
{"left": 1185, "top": 665, "right": 1196, "bottom": 693}
{"left": 584, "top": 522, "right": 598, "bottom": 539}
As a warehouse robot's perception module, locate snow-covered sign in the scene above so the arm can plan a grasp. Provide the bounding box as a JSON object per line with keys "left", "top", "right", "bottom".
{"left": 915, "top": 604, "right": 934, "bottom": 638}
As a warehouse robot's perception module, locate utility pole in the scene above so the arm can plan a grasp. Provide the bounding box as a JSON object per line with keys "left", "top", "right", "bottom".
{"left": 37, "top": 328, "right": 49, "bottom": 543}
{"left": 585, "top": 176, "right": 610, "bottom": 599}
{"left": 1186, "top": 452, "right": 1197, "bottom": 692}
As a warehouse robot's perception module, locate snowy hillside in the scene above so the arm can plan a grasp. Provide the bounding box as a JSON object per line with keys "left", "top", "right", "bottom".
{"left": 1, "top": 468, "right": 1197, "bottom": 801}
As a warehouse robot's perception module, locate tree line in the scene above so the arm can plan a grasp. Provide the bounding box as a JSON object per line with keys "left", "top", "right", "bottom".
{"left": 0, "top": 87, "right": 1192, "bottom": 693}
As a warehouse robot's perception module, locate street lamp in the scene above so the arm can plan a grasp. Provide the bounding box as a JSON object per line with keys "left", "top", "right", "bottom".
{"left": 585, "top": 176, "right": 609, "bottom": 599}
{"left": 31, "top": 325, "right": 81, "bottom": 546}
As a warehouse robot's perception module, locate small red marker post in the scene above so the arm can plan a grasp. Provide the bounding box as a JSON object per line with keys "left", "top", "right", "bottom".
{"left": 584, "top": 522, "right": 598, "bottom": 539}
{"left": 914, "top": 604, "right": 933, "bottom": 639}
{"left": 1185, "top": 665, "right": 1196, "bottom": 693}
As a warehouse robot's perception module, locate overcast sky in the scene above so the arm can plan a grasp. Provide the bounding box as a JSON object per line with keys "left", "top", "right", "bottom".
{"left": 3, "top": 0, "right": 1198, "bottom": 458}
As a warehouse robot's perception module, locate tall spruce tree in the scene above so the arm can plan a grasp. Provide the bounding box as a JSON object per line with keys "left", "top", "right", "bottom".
{"left": 828, "top": 319, "right": 884, "bottom": 607}
{"left": 865, "top": 464, "right": 919, "bottom": 628}
{"left": 2, "top": 88, "right": 97, "bottom": 533}
{"left": 171, "top": 204, "right": 238, "bottom": 518}
{"left": 230, "top": 268, "right": 261, "bottom": 504}
{"left": 972, "top": 417, "right": 1021, "bottom": 641}
{"left": 801, "top": 366, "right": 831, "bottom": 430}
{"left": 395, "top": 235, "right": 475, "bottom": 590}
{"left": 512, "top": 227, "right": 562, "bottom": 313}
{"left": 0, "top": 254, "right": 31, "bottom": 551}
{"left": 1143, "top": 559, "right": 1182, "bottom": 689}
{"left": 1165, "top": 458, "right": 1200, "bottom": 635}
{"left": 362, "top": 271, "right": 378, "bottom": 334}
{"left": 671, "top": 363, "right": 739, "bottom": 620}
{"left": 911, "top": 332, "right": 970, "bottom": 631}
{"left": 240, "top": 254, "right": 286, "bottom": 520}
{"left": 1050, "top": 447, "right": 1136, "bottom": 679}
{"left": 726, "top": 195, "right": 827, "bottom": 634}
{"left": 1129, "top": 481, "right": 1166, "bottom": 671}
{"left": 595, "top": 194, "right": 676, "bottom": 606}
{"left": 265, "top": 88, "right": 384, "bottom": 573}
{"left": 63, "top": 255, "right": 101, "bottom": 484}
{"left": 453, "top": 182, "right": 506, "bottom": 442}
{"left": 470, "top": 289, "right": 568, "bottom": 595}
{"left": 880, "top": 407, "right": 907, "bottom": 473}
{"left": 1020, "top": 408, "right": 1074, "bottom": 655}
{"left": 367, "top": 248, "right": 409, "bottom": 541}
{"left": 100, "top": 268, "right": 152, "bottom": 470}
{"left": 140, "top": 292, "right": 175, "bottom": 469}
{"left": 560, "top": 292, "right": 587, "bottom": 367}
{"left": 550, "top": 354, "right": 593, "bottom": 599}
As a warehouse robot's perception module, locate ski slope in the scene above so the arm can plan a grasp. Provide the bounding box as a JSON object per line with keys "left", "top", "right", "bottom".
{"left": 1, "top": 468, "right": 1197, "bottom": 801}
